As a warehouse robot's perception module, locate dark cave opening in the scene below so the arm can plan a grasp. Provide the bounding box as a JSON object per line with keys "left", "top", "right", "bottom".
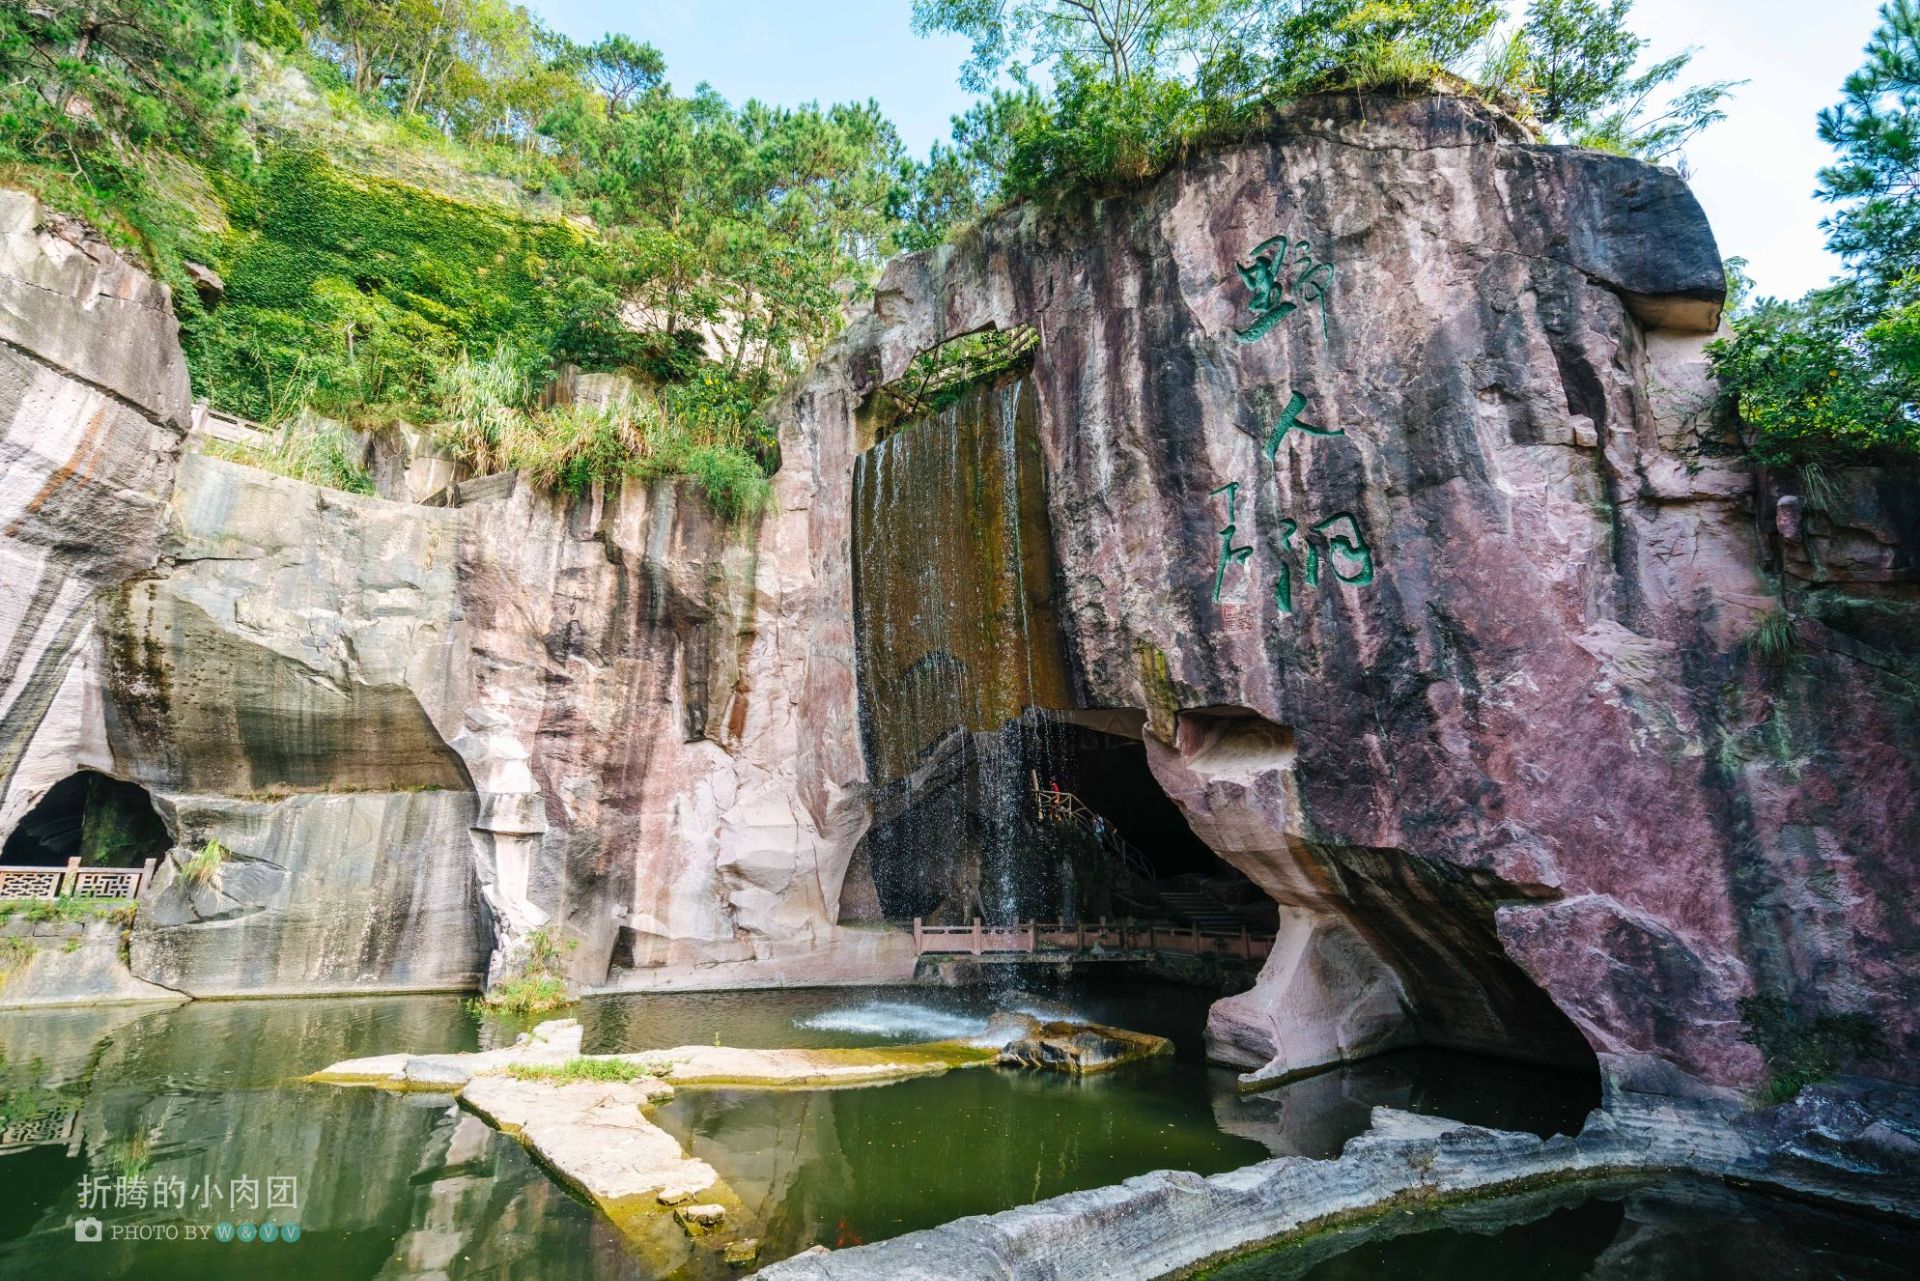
{"left": 0, "top": 771, "right": 171, "bottom": 869}
{"left": 854, "top": 716, "right": 1272, "bottom": 931}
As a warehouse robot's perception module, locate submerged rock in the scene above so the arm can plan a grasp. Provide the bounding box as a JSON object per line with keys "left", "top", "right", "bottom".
{"left": 997, "top": 1021, "right": 1174, "bottom": 1074}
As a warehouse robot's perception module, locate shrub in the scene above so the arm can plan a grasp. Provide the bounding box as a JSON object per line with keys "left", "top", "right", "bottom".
{"left": 475, "top": 926, "right": 577, "bottom": 1015}
{"left": 480, "top": 975, "right": 572, "bottom": 1016}
{"left": 433, "top": 345, "right": 772, "bottom": 518}
{"left": 203, "top": 412, "right": 375, "bottom": 494}
{"left": 1709, "top": 285, "right": 1920, "bottom": 466}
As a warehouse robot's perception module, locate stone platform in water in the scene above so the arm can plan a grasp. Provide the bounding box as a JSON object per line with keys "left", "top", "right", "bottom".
{"left": 306, "top": 1012, "right": 1170, "bottom": 1265}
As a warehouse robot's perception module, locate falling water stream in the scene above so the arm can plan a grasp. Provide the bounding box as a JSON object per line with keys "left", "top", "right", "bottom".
{"left": 853, "top": 374, "right": 1079, "bottom": 924}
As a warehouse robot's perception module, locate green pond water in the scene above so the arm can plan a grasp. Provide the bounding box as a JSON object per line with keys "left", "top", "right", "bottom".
{"left": 0, "top": 977, "right": 1887, "bottom": 1280}
{"left": 1203, "top": 1175, "right": 1920, "bottom": 1280}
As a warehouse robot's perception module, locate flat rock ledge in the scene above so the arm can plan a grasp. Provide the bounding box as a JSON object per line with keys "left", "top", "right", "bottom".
{"left": 309, "top": 1017, "right": 1003, "bottom": 1093}
{"left": 304, "top": 1016, "right": 1006, "bottom": 1249}
{"left": 745, "top": 1085, "right": 1920, "bottom": 1281}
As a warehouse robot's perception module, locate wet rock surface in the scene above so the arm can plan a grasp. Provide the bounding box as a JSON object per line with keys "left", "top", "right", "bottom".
{"left": 997, "top": 1020, "right": 1173, "bottom": 1074}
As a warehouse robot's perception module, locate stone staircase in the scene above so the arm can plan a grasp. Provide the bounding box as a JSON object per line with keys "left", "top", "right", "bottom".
{"left": 1155, "top": 886, "right": 1246, "bottom": 933}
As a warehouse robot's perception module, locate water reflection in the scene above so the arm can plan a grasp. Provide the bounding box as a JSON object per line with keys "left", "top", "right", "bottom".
{"left": 1205, "top": 1177, "right": 1920, "bottom": 1280}
{"left": 652, "top": 1056, "right": 1270, "bottom": 1256}
{"left": 0, "top": 997, "right": 638, "bottom": 1281}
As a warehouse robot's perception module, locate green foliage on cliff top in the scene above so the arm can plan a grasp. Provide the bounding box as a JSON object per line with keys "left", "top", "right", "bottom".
{"left": 184, "top": 149, "right": 633, "bottom": 424}
{"left": 2, "top": 5, "right": 899, "bottom": 508}
{"left": 904, "top": 0, "right": 1733, "bottom": 223}
{"left": 1710, "top": 2, "right": 1920, "bottom": 465}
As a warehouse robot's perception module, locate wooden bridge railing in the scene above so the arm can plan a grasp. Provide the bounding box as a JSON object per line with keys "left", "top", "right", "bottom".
{"left": 0, "top": 857, "right": 156, "bottom": 902}
{"left": 913, "top": 917, "right": 1273, "bottom": 962}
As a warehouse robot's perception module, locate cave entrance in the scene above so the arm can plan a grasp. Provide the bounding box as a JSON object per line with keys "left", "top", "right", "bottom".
{"left": 1036, "top": 723, "right": 1275, "bottom": 933}
{"left": 855, "top": 712, "right": 1272, "bottom": 932}
{"left": 0, "top": 771, "right": 171, "bottom": 869}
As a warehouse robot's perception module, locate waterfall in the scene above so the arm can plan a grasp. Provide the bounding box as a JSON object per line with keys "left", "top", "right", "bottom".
{"left": 852, "top": 374, "right": 1074, "bottom": 924}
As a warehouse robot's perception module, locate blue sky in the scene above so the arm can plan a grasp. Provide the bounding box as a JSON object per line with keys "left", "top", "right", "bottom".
{"left": 528, "top": 0, "right": 1889, "bottom": 300}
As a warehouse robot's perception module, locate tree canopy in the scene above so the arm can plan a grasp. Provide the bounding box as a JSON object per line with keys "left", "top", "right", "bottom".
{"left": 904, "top": 0, "right": 1733, "bottom": 206}
{"left": 1711, "top": 1, "right": 1920, "bottom": 465}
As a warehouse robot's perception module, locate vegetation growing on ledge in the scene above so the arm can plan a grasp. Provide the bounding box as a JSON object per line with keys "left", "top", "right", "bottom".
{"left": 1739, "top": 992, "right": 1883, "bottom": 1105}
{"left": 475, "top": 928, "right": 577, "bottom": 1017}
{"left": 202, "top": 412, "right": 377, "bottom": 494}
{"left": 506, "top": 1056, "right": 670, "bottom": 1084}
{"left": 0, "top": 897, "right": 137, "bottom": 926}
{"left": 435, "top": 345, "right": 773, "bottom": 516}
{"left": 1710, "top": 2, "right": 1920, "bottom": 466}
{"left": 872, "top": 326, "right": 1040, "bottom": 438}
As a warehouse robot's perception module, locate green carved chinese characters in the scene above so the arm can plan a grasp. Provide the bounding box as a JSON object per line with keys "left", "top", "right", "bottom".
{"left": 1233, "top": 234, "right": 1334, "bottom": 343}
{"left": 1210, "top": 482, "right": 1254, "bottom": 603}
{"left": 1264, "top": 391, "right": 1343, "bottom": 460}
{"left": 1305, "top": 513, "right": 1375, "bottom": 588}
{"left": 1204, "top": 385, "right": 1378, "bottom": 618}
{"left": 1206, "top": 239, "right": 1373, "bottom": 622}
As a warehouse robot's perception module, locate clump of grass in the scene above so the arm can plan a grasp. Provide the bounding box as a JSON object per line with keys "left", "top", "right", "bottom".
{"left": 1749, "top": 610, "right": 1799, "bottom": 667}
{"left": 1799, "top": 462, "right": 1842, "bottom": 515}
{"left": 505, "top": 1056, "right": 666, "bottom": 1084}
{"left": 472, "top": 926, "right": 578, "bottom": 1016}
{"left": 180, "top": 840, "right": 227, "bottom": 888}
{"left": 204, "top": 411, "right": 376, "bottom": 495}
{"left": 433, "top": 344, "right": 772, "bottom": 519}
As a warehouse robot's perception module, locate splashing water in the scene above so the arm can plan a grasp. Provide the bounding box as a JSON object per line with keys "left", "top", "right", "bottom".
{"left": 794, "top": 1000, "right": 992, "bottom": 1041}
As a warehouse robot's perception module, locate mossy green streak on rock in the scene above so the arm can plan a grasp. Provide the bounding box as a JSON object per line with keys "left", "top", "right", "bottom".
{"left": 185, "top": 150, "right": 624, "bottom": 423}
{"left": 853, "top": 375, "right": 1073, "bottom": 785}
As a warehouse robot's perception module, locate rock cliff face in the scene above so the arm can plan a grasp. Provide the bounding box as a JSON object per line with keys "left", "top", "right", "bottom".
{"left": 98, "top": 446, "right": 884, "bottom": 995}
{"left": 0, "top": 185, "right": 882, "bottom": 999}
{"left": 0, "top": 190, "right": 189, "bottom": 845}
{"left": 783, "top": 93, "right": 1920, "bottom": 1100}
